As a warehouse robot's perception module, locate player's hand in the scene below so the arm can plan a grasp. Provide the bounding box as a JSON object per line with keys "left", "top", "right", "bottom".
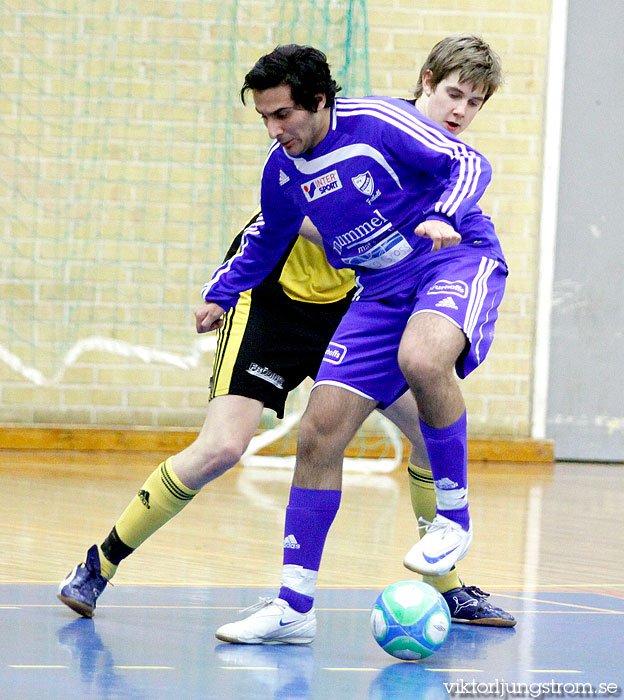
{"left": 414, "top": 219, "right": 461, "bottom": 252}
{"left": 195, "top": 302, "right": 226, "bottom": 333}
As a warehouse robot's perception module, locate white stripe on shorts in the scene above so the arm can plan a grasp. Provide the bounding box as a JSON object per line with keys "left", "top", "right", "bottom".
{"left": 464, "top": 257, "right": 499, "bottom": 346}
{"left": 311, "top": 379, "right": 377, "bottom": 402}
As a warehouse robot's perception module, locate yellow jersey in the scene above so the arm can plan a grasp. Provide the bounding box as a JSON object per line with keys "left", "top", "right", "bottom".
{"left": 224, "top": 212, "right": 355, "bottom": 304}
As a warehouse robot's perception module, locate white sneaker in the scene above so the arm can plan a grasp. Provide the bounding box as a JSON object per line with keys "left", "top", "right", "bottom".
{"left": 215, "top": 597, "right": 316, "bottom": 645}
{"left": 403, "top": 515, "right": 473, "bottom": 576}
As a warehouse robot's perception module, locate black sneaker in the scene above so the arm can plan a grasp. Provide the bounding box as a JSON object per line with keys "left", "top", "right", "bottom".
{"left": 58, "top": 545, "right": 108, "bottom": 618}
{"left": 442, "top": 585, "right": 516, "bottom": 627}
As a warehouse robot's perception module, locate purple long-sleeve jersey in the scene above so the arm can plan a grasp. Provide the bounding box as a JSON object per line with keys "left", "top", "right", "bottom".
{"left": 203, "top": 96, "right": 504, "bottom": 310}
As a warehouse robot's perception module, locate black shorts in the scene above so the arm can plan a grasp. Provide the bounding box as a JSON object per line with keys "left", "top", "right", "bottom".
{"left": 209, "top": 283, "right": 352, "bottom": 418}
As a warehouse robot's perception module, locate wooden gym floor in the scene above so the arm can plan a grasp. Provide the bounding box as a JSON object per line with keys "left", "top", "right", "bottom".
{"left": 1, "top": 449, "right": 623, "bottom": 699}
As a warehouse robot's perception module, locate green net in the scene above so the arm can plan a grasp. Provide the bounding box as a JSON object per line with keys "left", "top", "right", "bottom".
{"left": 1, "top": 0, "right": 369, "bottom": 422}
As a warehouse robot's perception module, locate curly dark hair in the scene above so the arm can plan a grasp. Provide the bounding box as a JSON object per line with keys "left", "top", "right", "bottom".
{"left": 241, "top": 44, "right": 341, "bottom": 112}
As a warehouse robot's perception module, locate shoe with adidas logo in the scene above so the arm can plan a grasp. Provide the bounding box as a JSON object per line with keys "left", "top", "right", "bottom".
{"left": 215, "top": 597, "right": 316, "bottom": 645}
{"left": 403, "top": 514, "right": 473, "bottom": 576}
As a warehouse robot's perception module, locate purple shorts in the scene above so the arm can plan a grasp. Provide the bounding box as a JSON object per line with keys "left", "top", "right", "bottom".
{"left": 314, "top": 249, "right": 507, "bottom": 408}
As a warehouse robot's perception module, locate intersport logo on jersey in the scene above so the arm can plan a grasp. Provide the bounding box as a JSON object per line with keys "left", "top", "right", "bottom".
{"left": 302, "top": 170, "right": 342, "bottom": 202}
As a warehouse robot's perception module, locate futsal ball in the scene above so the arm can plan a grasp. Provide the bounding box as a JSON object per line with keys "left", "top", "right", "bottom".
{"left": 370, "top": 580, "right": 451, "bottom": 660}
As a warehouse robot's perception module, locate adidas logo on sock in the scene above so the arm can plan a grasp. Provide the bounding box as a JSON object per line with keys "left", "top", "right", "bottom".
{"left": 435, "top": 296, "right": 458, "bottom": 310}
{"left": 283, "top": 534, "right": 301, "bottom": 549}
{"left": 138, "top": 489, "right": 151, "bottom": 509}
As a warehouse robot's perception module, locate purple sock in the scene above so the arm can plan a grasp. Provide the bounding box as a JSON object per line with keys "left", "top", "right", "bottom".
{"left": 278, "top": 486, "right": 341, "bottom": 613}
{"left": 419, "top": 411, "right": 470, "bottom": 530}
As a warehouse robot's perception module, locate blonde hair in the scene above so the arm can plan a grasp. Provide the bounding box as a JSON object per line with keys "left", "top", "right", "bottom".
{"left": 414, "top": 34, "right": 502, "bottom": 103}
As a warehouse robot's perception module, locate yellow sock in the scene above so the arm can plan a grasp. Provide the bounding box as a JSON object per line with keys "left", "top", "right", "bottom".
{"left": 407, "top": 462, "right": 462, "bottom": 594}
{"left": 408, "top": 462, "right": 436, "bottom": 523}
{"left": 97, "top": 545, "right": 118, "bottom": 581}
{"left": 98, "top": 458, "right": 199, "bottom": 580}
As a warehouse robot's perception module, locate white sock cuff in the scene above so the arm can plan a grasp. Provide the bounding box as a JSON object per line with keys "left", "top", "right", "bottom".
{"left": 281, "top": 564, "right": 318, "bottom": 597}
{"left": 435, "top": 486, "right": 468, "bottom": 510}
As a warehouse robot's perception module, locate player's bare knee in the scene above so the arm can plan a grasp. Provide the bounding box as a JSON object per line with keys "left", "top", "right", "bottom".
{"left": 301, "top": 404, "right": 347, "bottom": 442}
{"left": 298, "top": 411, "right": 344, "bottom": 463}
{"left": 216, "top": 440, "right": 247, "bottom": 469}
{"left": 297, "top": 415, "right": 325, "bottom": 455}
{"left": 399, "top": 351, "right": 447, "bottom": 395}
{"left": 193, "top": 439, "right": 248, "bottom": 480}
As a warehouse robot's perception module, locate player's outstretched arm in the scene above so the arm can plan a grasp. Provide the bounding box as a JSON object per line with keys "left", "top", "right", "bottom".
{"left": 195, "top": 302, "right": 226, "bottom": 333}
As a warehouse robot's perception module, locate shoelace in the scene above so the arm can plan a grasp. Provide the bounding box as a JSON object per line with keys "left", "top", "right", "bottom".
{"left": 417, "top": 516, "right": 432, "bottom": 532}
{"left": 238, "top": 596, "right": 277, "bottom": 616}
{"left": 459, "top": 586, "right": 504, "bottom": 614}
{"left": 463, "top": 585, "right": 489, "bottom": 599}
{"left": 417, "top": 516, "right": 459, "bottom": 537}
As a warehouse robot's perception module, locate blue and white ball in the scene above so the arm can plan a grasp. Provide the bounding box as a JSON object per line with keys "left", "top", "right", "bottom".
{"left": 370, "top": 581, "right": 451, "bottom": 660}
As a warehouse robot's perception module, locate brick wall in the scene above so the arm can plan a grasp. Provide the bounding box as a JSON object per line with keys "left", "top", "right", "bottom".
{"left": 0, "top": 0, "right": 552, "bottom": 438}
{"left": 365, "top": 0, "right": 551, "bottom": 437}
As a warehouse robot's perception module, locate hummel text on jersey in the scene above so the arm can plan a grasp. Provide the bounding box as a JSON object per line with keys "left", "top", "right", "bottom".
{"left": 332, "top": 210, "right": 392, "bottom": 254}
